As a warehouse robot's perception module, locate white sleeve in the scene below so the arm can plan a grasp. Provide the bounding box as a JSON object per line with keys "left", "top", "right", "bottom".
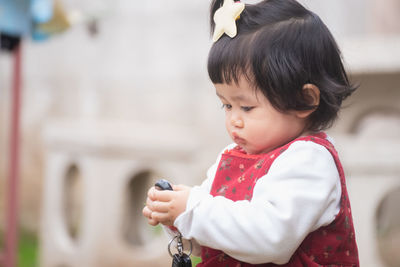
{"left": 174, "top": 141, "right": 341, "bottom": 264}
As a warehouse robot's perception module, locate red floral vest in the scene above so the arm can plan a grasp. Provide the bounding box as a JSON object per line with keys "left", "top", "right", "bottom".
{"left": 198, "top": 133, "right": 359, "bottom": 267}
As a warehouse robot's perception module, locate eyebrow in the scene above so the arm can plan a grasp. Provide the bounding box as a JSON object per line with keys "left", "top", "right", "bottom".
{"left": 216, "top": 92, "right": 249, "bottom": 102}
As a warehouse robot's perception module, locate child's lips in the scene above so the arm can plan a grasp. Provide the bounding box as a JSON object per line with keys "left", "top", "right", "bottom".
{"left": 232, "top": 133, "right": 246, "bottom": 145}
{"left": 234, "top": 137, "right": 246, "bottom": 145}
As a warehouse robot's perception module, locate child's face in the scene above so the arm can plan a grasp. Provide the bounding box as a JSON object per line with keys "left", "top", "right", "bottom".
{"left": 215, "top": 77, "right": 307, "bottom": 154}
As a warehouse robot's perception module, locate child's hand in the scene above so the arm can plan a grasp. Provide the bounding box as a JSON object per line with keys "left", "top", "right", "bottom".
{"left": 143, "top": 186, "right": 160, "bottom": 226}
{"left": 142, "top": 203, "right": 159, "bottom": 226}
{"left": 143, "top": 184, "right": 191, "bottom": 227}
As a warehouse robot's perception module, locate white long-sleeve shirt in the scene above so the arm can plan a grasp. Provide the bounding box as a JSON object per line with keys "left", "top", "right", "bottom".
{"left": 172, "top": 139, "right": 342, "bottom": 264}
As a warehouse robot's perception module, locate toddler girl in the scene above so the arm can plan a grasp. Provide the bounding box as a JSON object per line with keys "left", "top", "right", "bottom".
{"left": 143, "top": 0, "right": 359, "bottom": 266}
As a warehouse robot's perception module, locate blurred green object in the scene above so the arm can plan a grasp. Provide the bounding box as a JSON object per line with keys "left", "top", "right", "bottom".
{"left": 18, "top": 230, "right": 39, "bottom": 267}
{"left": 0, "top": 230, "right": 3, "bottom": 250}
{"left": 151, "top": 224, "right": 163, "bottom": 236}
{"left": 192, "top": 256, "right": 202, "bottom": 266}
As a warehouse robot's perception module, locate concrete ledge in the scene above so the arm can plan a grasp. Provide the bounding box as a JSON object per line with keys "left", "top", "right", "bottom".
{"left": 341, "top": 36, "right": 400, "bottom": 75}
{"left": 334, "top": 135, "right": 400, "bottom": 175}
{"left": 42, "top": 119, "right": 199, "bottom": 159}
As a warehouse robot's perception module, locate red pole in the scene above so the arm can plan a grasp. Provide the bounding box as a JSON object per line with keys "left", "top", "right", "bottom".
{"left": 4, "top": 41, "right": 22, "bottom": 267}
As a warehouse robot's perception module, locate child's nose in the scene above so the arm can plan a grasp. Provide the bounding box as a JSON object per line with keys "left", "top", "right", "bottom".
{"left": 231, "top": 116, "right": 244, "bottom": 128}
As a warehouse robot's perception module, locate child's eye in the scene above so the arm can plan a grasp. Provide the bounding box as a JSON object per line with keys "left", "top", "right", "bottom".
{"left": 221, "top": 104, "right": 232, "bottom": 110}
{"left": 241, "top": 106, "right": 254, "bottom": 112}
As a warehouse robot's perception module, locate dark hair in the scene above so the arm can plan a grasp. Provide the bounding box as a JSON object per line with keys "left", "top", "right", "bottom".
{"left": 208, "top": 0, "right": 357, "bottom": 131}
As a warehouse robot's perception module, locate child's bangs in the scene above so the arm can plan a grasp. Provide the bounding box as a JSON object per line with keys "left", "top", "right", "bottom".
{"left": 207, "top": 36, "right": 253, "bottom": 86}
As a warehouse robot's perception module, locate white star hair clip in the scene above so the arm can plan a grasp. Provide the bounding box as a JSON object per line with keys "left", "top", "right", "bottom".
{"left": 213, "top": 0, "right": 245, "bottom": 42}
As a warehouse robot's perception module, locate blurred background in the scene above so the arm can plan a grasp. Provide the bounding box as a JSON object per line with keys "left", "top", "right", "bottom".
{"left": 0, "top": 0, "right": 399, "bottom": 266}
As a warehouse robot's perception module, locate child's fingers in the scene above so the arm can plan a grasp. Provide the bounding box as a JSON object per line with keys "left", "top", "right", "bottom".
{"left": 153, "top": 189, "right": 174, "bottom": 202}
{"left": 149, "top": 186, "right": 174, "bottom": 202}
{"left": 143, "top": 205, "right": 159, "bottom": 226}
{"left": 142, "top": 205, "right": 152, "bottom": 219}
{"left": 172, "top": 184, "right": 191, "bottom": 191}
{"left": 151, "top": 212, "right": 173, "bottom": 226}
{"left": 146, "top": 196, "right": 154, "bottom": 207}
{"left": 147, "top": 217, "right": 159, "bottom": 226}
{"left": 150, "top": 200, "right": 170, "bottom": 213}
{"left": 147, "top": 186, "right": 157, "bottom": 200}
{"left": 147, "top": 196, "right": 170, "bottom": 212}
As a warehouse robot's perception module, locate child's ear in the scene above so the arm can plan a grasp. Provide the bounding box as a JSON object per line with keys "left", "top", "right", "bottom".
{"left": 296, "top": 84, "right": 320, "bottom": 118}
